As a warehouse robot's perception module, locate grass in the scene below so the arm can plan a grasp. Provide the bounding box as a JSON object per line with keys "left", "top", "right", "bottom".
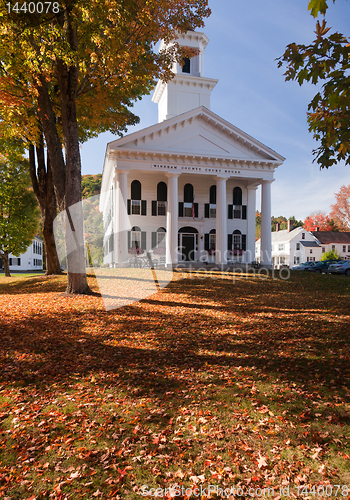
{"left": 0, "top": 270, "right": 349, "bottom": 499}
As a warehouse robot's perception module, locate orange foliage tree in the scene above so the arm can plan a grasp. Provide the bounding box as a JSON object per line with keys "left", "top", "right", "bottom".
{"left": 330, "top": 185, "right": 350, "bottom": 230}
{"left": 303, "top": 211, "right": 345, "bottom": 231}
{"left": 0, "top": 0, "right": 211, "bottom": 293}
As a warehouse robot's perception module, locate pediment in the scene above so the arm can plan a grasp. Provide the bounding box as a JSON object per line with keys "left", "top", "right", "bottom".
{"left": 107, "top": 106, "right": 285, "bottom": 164}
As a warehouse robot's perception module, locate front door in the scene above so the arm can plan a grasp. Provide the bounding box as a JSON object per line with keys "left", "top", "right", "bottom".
{"left": 181, "top": 234, "right": 195, "bottom": 261}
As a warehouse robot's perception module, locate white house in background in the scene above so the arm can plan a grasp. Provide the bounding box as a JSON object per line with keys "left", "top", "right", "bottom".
{"left": 0, "top": 236, "right": 43, "bottom": 272}
{"left": 311, "top": 231, "right": 350, "bottom": 260}
{"left": 256, "top": 222, "right": 321, "bottom": 268}
{"left": 99, "top": 30, "right": 285, "bottom": 267}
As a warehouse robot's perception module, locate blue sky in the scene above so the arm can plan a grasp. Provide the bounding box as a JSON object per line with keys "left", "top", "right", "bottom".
{"left": 80, "top": 0, "right": 350, "bottom": 221}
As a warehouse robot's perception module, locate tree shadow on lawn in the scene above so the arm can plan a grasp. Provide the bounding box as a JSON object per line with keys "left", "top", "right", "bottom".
{"left": 0, "top": 274, "right": 68, "bottom": 295}
{"left": 1, "top": 272, "right": 349, "bottom": 400}
{"left": 1, "top": 273, "right": 350, "bottom": 489}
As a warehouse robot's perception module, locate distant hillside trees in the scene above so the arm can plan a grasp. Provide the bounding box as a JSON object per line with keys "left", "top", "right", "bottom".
{"left": 81, "top": 174, "right": 102, "bottom": 199}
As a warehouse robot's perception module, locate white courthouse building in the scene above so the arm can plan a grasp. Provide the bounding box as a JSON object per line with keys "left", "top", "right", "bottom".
{"left": 100, "top": 30, "right": 285, "bottom": 267}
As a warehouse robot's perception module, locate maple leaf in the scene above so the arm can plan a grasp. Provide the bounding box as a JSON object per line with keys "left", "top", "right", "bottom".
{"left": 257, "top": 454, "right": 268, "bottom": 469}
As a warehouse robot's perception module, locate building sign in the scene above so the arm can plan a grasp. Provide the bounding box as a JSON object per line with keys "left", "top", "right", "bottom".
{"left": 152, "top": 164, "right": 241, "bottom": 175}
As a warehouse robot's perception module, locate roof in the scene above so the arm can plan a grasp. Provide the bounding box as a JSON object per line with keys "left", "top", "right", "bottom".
{"left": 270, "top": 226, "right": 304, "bottom": 243}
{"left": 300, "top": 241, "right": 320, "bottom": 248}
{"left": 311, "top": 231, "right": 350, "bottom": 244}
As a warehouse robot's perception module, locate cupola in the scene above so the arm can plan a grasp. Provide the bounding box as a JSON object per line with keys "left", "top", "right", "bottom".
{"left": 152, "top": 31, "right": 218, "bottom": 122}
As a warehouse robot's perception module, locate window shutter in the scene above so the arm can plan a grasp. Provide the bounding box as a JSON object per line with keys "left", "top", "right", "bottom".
{"left": 242, "top": 205, "right": 247, "bottom": 220}
{"left": 152, "top": 232, "right": 157, "bottom": 249}
{"left": 127, "top": 199, "right": 131, "bottom": 215}
{"left": 127, "top": 231, "right": 131, "bottom": 249}
{"left": 194, "top": 203, "right": 198, "bottom": 218}
{"left": 228, "top": 234, "right": 233, "bottom": 251}
{"left": 228, "top": 205, "right": 233, "bottom": 219}
{"left": 141, "top": 231, "right": 146, "bottom": 250}
{"left": 242, "top": 234, "right": 247, "bottom": 251}
{"left": 204, "top": 234, "right": 210, "bottom": 251}
{"left": 152, "top": 201, "right": 157, "bottom": 216}
{"left": 141, "top": 200, "right": 147, "bottom": 216}
{"left": 204, "top": 203, "right": 209, "bottom": 218}
{"left": 179, "top": 202, "right": 184, "bottom": 217}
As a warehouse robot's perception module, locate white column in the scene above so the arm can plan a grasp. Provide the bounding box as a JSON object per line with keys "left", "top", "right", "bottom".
{"left": 216, "top": 176, "right": 227, "bottom": 265}
{"left": 166, "top": 173, "right": 179, "bottom": 267}
{"left": 244, "top": 185, "right": 257, "bottom": 263}
{"left": 260, "top": 180, "right": 273, "bottom": 267}
{"left": 116, "top": 170, "right": 129, "bottom": 265}
{"left": 112, "top": 171, "right": 118, "bottom": 266}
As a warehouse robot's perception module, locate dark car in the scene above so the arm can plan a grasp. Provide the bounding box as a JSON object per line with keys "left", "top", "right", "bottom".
{"left": 308, "top": 259, "right": 342, "bottom": 273}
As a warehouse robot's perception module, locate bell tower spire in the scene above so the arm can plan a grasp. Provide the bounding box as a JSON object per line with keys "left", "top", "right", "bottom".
{"left": 152, "top": 31, "right": 218, "bottom": 123}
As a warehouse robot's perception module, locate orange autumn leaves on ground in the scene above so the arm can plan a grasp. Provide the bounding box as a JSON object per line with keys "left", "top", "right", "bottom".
{"left": 0, "top": 271, "right": 350, "bottom": 499}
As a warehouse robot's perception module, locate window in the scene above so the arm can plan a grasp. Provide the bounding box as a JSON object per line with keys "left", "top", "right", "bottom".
{"left": 131, "top": 226, "right": 141, "bottom": 249}
{"left": 294, "top": 256, "right": 300, "bottom": 264}
{"left": 310, "top": 249, "right": 313, "bottom": 254}
{"left": 131, "top": 180, "right": 141, "bottom": 200}
{"left": 157, "top": 227, "right": 166, "bottom": 248}
{"left": 310, "top": 257, "right": 316, "bottom": 261}
{"left": 278, "top": 244, "right": 284, "bottom": 251}
{"left": 131, "top": 200, "right": 140, "bottom": 215}
{"left": 183, "top": 184, "right": 194, "bottom": 217}
{"left": 156, "top": 182, "right": 167, "bottom": 215}
{"left": 209, "top": 205, "right": 216, "bottom": 218}
{"left": 296, "top": 243, "right": 300, "bottom": 250}
{"left": 332, "top": 245, "right": 336, "bottom": 251}
{"left": 302, "top": 233, "right": 305, "bottom": 239}
{"left": 322, "top": 247, "right": 325, "bottom": 253}
{"left": 233, "top": 230, "right": 242, "bottom": 250}
{"left": 209, "top": 229, "right": 216, "bottom": 250}
{"left": 209, "top": 185, "right": 216, "bottom": 217}
{"left": 156, "top": 201, "right": 165, "bottom": 216}
{"left": 343, "top": 245, "right": 346, "bottom": 252}
{"left": 233, "top": 187, "right": 242, "bottom": 218}
{"left": 209, "top": 185, "right": 216, "bottom": 205}
{"left": 182, "top": 57, "right": 190, "bottom": 74}
{"left": 131, "top": 180, "right": 142, "bottom": 214}
{"left": 183, "top": 203, "right": 193, "bottom": 218}
{"left": 204, "top": 186, "right": 216, "bottom": 218}
{"left": 184, "top": 183, "right": 194, "bottom": 203}
{"left": 233, "top": 187, "right": 242, "bottom": 205}
{"left": 348, "top": 245, "right": 350, "bottom": 252}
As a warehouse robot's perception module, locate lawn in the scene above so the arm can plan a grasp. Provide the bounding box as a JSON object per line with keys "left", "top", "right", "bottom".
{"left": 0, "top": 270, "right": 349, "bottom": 499}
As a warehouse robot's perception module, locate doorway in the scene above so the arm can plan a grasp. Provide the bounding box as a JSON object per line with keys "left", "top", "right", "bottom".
{"left": 179, "top": 227, "right": 198, "bottom": 261}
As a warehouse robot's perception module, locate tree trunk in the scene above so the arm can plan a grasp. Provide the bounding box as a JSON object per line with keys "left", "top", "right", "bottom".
{"left": 35, "top": 78, "right": 66, "bottom": 213}
{"left": 28, "top": 142, "right": 62, "bottom": 276}
{"left": 2, "top": 253, "right": 11, "bottom": 277}
{"left": 35, "top": 74, "right": 91, "bottom": 293}
{"left": 55, "top": 11, "right": 92, "bottom": 295}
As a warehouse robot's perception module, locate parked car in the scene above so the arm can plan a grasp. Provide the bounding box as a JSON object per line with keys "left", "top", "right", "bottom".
{"left": 308, "top": 259, "right": 342, "bottom": 273}
{"left": 291, "top": 261, "right": 318, "bottom": 271}
{"left": 327, "top": 260, "right": 350, "bottom": 275}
